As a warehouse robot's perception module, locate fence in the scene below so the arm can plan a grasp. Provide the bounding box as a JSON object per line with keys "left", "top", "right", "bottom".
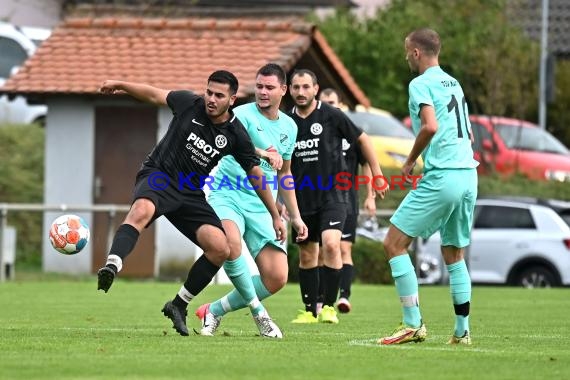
{"left": 0, "top": 203, "right": 130, "bottom": 283}
{"left": 0, "top": 204, "right": 424, "bottom": 284}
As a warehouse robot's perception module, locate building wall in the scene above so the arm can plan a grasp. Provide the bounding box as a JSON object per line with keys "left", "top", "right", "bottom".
{"left": 43, "top": 98, "right": 94, "bottom": 273}
{"left": 1, "top": 0, "right": 63, "bottom": 28}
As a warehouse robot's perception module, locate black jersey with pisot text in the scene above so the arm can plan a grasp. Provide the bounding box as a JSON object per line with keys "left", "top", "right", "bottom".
{"left": 143, "top": 90, "right": 260, "bottom": 189}
{"left": 343, "top": 138, "right": 366, "bottom": 215}
{"left": 288, "top": 101, "right": 363, "bottom": 214}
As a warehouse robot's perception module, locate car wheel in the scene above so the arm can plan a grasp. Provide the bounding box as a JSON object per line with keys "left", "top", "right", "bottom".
{"left": 515, "top": 266, "right": 558, "bottom": 288}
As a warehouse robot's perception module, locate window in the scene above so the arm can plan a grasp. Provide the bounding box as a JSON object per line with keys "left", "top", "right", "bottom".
{"left": 345, "top": 111, "right": 415, "bottom": 139}
{"left": 495, "top": 124, "right": 569, "bottom": 155}
{"left": 474, "top": 205, "right": 536, "bottom": 229}
{"left": 558, "top": 211, "right": 570, "bottom": 227}
{"left": 0, "top": 37, "right": 28, "bottom": 78}
{"left": 471, "top": 122, "right": 492, "bottom": 153}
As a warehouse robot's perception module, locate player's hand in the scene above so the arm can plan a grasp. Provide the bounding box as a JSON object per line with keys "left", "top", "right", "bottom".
{"left": 363, "top": 196, "right": 376, "bottom": 217}
{"left": 373, "top": 174, "right": 388, "bottom": 200}
{"left": 263, "top": 149, "right": 283, "bottom": 171}
{"left": 273, "top": 217, "right": 287, "bottom": 243}
{"left": 290, "top": 216, "right": 308, "bottom": 242}
{"left": 401, "top": 159, "right": 418, "bottom": 187}
{"left": 99, "top": 80, "right": 126, "bottom": 95}
{"left": 401, "top": 160, "right": 416, "bottom": 177}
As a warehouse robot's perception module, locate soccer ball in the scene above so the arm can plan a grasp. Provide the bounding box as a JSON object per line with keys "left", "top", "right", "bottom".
{"left": 49, "top": 214, "right": 90, "bottom": 255}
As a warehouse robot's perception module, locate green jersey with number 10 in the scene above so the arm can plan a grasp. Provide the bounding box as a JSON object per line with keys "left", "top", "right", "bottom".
{"left": 408, "top": 66, "right": 479, "bottom": 172}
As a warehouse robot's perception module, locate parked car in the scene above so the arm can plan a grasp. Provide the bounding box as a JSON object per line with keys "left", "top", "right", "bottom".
{"left": 403, "top": 115, "right": 570, "bottom": 182}
{"left": 345, "top": 106, "right": 423, "bottom": 170}
{"left": 0, "top": 21, "right": 50, "bottom": 125}
{"left": 417, "top": 197, "right": 570, "bottom": 287}
{"left": 470, "top": 115, "right": 570, "bottom": 182}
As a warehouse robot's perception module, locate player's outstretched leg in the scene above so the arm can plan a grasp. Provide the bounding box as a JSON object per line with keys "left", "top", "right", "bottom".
{"left": 97, "top": 224, "right": 139, "bottom": 293}
{"left": 378, "top": 322, "right": 427, "bottom": 345}
{"left": 97, "top": 266, "right": 116, "bottom": 293}
{"left": 253, "top": 310, "right": 283, "bottom": 338}
{"left": 195, "top": 303, "right": 221, "bottom": 336}
{"left": 162, "top": 300, "right": 189, "bottom": 336}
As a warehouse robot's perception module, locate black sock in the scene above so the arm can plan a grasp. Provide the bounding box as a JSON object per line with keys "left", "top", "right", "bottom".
{"left": 322, "top": 265, "right": 341, "bottom": 306}
{"left": 108, "top": 224, "right": 139, "bottom": 260}
{"left": 182, "top": 255, "right": 220, "bottom": 296}
{"left": 105, "top": 264, "right": 118, "bottom": 274}
{"left": 172, "top": 295, "right": 188, "bottom": 310}
{"left": 339, "top": 264, "right": 354, "bottom": 299}
{"left": 299, "top": 267, "right": 319, "bottom": 317}
{"left": 317, "top": 266, "right": 325, "bottom": 304}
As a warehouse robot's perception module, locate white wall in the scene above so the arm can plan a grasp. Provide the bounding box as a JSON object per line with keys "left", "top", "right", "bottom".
{"left": 1, "top": 0, "right": 63, "bottom": 28}
{"left": 42, "top": 98, "right": 94, "bottom": 273}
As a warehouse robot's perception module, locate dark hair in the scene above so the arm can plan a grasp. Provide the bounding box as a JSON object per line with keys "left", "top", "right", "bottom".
{"left": 290, "top": 69, "right": 318, "bottom": 85}
{"left": 208, "top": 70, "right": 239, "bottom": 95}
{"left": 257, "top": 63, "right": 287, "bottom": 85}
{"left": 320, "top": 88, "right": 340, "bottom": 99}
{"left": 407, "top": 28, "right": 441, "bottom": 56}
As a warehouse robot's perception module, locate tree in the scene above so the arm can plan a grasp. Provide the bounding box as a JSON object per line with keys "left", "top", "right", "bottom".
{"left": 314, "top": 0, "right": 540, "bottom": 120}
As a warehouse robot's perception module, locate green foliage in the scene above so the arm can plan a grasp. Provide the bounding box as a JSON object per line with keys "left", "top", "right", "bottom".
{"left": 547, "top": 60, "right": 570, "bottom": 148}
{"left": 316, "top": 0, "right": 540, "bottom": 120}
{"left": 0, "top": 124, "right": 44, "bottom": 268}
{"left": 351, "top": 237, "right": 391, "bottom": 283}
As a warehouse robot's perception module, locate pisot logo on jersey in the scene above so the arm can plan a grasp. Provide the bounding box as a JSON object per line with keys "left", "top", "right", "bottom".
{"left": 186, "top": 132, "right": 221, "bottom": 158}
{"left": 295, "top": 138, "right": 320, "bottom": 149}
{"left": 310, "top": 123, "right": 323, "bottom": 135}
{"left": 215, "top": 135, "right": 227, "bottom": 149}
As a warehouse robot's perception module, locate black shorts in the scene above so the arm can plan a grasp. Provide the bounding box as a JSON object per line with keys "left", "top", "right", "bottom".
{"left": 133, "top": 167, "right": 223, "bottom": 245}
{"left": 341, "top": 213, "right": 358, "bottom": 243}
{"left": 293, "top": 203, "right": 347, "bottom": 244}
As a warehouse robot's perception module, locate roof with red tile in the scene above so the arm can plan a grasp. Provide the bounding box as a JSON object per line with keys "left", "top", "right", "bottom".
{"left": 0, "top": 17, "right": 369, "bottom": 106}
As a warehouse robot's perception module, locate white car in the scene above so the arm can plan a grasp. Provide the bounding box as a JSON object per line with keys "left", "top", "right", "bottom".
{"left": 417, "top": 197, "right": 570, "bottom": 287}
{"left": 0, "top": 21, "right": 50, "bottom": 125}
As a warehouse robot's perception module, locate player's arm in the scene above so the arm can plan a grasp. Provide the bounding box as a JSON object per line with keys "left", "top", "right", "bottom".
{"left": 356, "top": 132, "right": 387, "bottom": 199}
{"left": 405, "top": 104, "right": 437, "bottom": 172}
{"left": 255, "top": 147, "right": 283, "bottom": 171}
{"left": 246, "top": 165, "right": 287, "bottom": 242}
{"left": 277, "top": 160, "right": 308, "bottom": 241}
{"left": 361, "top": 163, "right": 377, "bottom": 217}
{"left": 99, "top": 80, "right": 169, "bottom": 106}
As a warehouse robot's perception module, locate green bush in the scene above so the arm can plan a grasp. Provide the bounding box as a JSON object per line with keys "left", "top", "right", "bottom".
{"left": 0, "top": 124, "right": 44, "bottom": 268}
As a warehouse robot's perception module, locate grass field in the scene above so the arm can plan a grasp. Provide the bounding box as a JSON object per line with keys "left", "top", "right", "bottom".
{"left": 1, "top": 277, "right": 569, "bottom": 380}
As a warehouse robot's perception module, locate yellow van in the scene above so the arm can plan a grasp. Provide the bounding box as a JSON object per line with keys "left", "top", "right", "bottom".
{"left": 345, "top": 105, "right": 423, "bottom": 170}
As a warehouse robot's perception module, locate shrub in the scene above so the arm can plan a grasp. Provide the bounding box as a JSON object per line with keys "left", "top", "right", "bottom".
{"left": 0, "top": 124, "right": 44, "bottom": 268}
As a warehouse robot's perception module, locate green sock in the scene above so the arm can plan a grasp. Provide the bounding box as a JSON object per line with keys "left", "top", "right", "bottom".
{"left": 221, "top": 255, "right": 264, "bottom": 316}
{"left": 447, "top": 260, "right": 471, "bottom": 336}
{"left": 389, "top": 254, "right": 422, "bottom": 327}
{"left": 210, "top": 275, "right": 272, "bottom": 317}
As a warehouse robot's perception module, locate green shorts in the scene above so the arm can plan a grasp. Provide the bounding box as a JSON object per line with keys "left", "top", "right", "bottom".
{"left": 390, "top": 168, "right": 477, "bottom": 248}
{"left": 208, "top": 192, "right": 286, "bottom": 259}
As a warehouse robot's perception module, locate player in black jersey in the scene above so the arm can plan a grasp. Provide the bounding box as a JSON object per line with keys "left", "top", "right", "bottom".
{"left": 288, "top": 70, "right": 387, "bottom": 324}
{"left": 96, "top": 70, "right": 286, "bottom": 336}
{"left": 315, "top": 89, "right": 376, "bottom": 315}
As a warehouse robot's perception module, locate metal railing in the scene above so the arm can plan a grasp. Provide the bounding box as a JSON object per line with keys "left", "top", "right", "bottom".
{"left": 0, "top": 203, "right": 131, "bottom": 283}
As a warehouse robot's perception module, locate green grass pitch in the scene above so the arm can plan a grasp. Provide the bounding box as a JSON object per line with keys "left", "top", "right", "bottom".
{"left": 1, "top": 277, "right": 568, "bottom": 379}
